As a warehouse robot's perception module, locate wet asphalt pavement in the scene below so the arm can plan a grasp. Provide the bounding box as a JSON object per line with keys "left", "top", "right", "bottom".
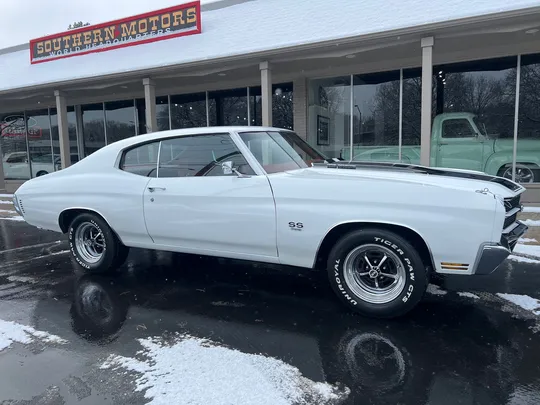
{"left": 1, "top": 220, "right": 540, "bottom": 404}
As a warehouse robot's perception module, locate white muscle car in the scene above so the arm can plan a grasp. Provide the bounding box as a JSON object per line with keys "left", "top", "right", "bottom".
{"left": 12, "top": 126, "right": 528, "bottom": 318}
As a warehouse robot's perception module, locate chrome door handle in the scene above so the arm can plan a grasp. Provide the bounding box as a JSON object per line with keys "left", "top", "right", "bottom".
{"left": 148, "top": 187, "right": 166, "bottom": 192}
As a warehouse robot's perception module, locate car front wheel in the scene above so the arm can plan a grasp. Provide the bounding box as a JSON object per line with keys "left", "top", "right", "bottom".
{"left": 68, "top": 213, "right": 128, "bottom": 273}
{"left": 327, "top": 228, "right": 428, "bottom": 318}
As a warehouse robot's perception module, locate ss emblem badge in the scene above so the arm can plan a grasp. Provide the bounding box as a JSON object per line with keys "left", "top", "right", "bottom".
{"left": 289, "top": 222, "right": 304, "bottom": 231}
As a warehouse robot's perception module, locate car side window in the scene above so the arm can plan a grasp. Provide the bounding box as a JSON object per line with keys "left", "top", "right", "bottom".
{"left": 158, "top": 134, "right": 255, "bottom": 178}
{"left": 442, "top": 119, "right": 476, "bottom": 139}
{"left": 120, "top": 142, "right": 160, "bottom": 177}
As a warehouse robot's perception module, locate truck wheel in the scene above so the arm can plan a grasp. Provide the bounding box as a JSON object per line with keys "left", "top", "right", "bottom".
{"left": 327, "top": 228, "right": 428, "bottom": 318}
{"left": 499, "top": 164, "right": 535, "bottom": 183}
{"left": 68, "top": 213, "right": 126, "bottom": 273}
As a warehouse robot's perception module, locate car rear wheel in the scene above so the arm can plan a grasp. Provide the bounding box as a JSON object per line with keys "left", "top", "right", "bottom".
{"left": 327, "top": 228, "right": 428, "bottom": 318}
{"left": 68, "top": 213, "right": 128, "bottom": 273}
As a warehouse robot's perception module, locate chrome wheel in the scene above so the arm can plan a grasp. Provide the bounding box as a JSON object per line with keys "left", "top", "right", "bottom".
{"left": 75, "top": 222, "right": 105, "bottom": 264}
{"left": 502, "top": 165, "right": 535, "bottom": 183}
{"left": 343, "top": 244, "right": 406, "bottom": 304}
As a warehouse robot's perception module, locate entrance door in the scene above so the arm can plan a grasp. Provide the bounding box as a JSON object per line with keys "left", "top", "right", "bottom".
{"left": 143, "top": 133, "right": 277, "bottom": 259}
{"left": 436, "top": 117, "right": 486, "bottom": 171}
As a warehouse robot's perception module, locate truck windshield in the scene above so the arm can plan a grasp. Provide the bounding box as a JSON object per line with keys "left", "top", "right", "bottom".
{"left": 473, "top": 116, "right": 488, "bottom": 137}
{"left": 238, "top": 130, "right": 327, "bottom": 174}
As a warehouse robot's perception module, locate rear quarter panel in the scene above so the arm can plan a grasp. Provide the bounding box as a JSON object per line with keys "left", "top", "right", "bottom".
{"left": 17, "top": 168, "right": 153, "bottom": 246}
{"left": 268, "top": 170, "right": 498, "bottom": 273}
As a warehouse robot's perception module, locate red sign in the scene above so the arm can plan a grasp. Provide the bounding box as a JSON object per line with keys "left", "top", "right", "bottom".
{"left": 29, "top": 1, "right": 202, "bottom": 64}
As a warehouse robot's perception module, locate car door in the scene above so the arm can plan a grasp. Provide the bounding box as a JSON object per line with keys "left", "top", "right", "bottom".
{"left": 143, "top": 132, "right": 278, "bottom": 259}
{"left": 436, "top": 118, "right": 486, "bottom": 171}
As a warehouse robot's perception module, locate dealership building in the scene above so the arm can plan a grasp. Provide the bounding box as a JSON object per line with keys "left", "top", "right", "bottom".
{"left": 1, "top": 0, "right": 540, "bottom": 200}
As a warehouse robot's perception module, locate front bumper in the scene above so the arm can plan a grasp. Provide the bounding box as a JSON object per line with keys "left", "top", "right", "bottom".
{"left": 473, "top": 221, "right": 528, "bottom": 275}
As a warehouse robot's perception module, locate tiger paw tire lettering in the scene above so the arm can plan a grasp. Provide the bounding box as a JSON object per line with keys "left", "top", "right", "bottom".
{"left": 327, "top": 228, "right": 428, "bottom": 318}
{"left": 68, "top": 213, "right": 126, "bottom": 273}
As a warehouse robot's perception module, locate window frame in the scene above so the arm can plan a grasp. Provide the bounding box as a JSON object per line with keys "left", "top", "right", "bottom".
{"left": 117, "top": 131, "right": 263, "bottom": 178}
{"left": 441, "top": 118, "right": 477, "bottom": 140}
{"left": 118, "top": 139, "right": 161, "bottom": 177}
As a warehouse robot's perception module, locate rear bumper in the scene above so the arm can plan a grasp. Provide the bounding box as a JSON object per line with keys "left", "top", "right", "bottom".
{"left": 473, "top": 221, "right": 528, "bottom": 275}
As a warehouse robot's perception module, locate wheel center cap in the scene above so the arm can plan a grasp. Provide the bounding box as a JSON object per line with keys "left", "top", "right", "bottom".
{"left": 368, "top": 269, "right": 380, "bottom": 279}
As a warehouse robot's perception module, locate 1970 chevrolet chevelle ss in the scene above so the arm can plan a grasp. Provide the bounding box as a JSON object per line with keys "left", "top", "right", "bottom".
{"left": 12, "top": 126, "right": 528, "bottom": 318}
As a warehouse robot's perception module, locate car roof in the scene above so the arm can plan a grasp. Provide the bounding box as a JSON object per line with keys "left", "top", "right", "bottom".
{"left": 64, "top": 126, "right": 294, "bottom": 172}
{"left": 109, "top": 126, "right": 292, "bottom": 150}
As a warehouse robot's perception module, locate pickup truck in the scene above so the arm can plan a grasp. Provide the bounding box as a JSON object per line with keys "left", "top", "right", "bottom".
{"left": 13, "top": 126, "right": 528, "bottom": 318}
{"left": 342, "top": 112, "right": 540, "bottom": 183}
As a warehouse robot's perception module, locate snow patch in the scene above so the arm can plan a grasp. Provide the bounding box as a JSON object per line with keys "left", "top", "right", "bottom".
{"left": 518, "top": 237, "right": 537, "bottom": 243}
{"left": 521, "top": 219, "right": 540, "bottom": 227}
{"left": 457, "top": 292, "right": 479, "bottom": 299}
{"left": 101, "top": 334, "right": 349, "bottom": 405}
{"left": 0, "top": 319, "right": 67, "bottom": 352}
{"left": 522, "top": 206, "right": 540, "bottom": 213}
{"left": 0, "top": 201, "right": 13, "bottom": 205}
{"left": 513, "top": 244, "right": 540, "bottom": 258}
{"left": 0, "top": 209, "right": 17, "bottom": 214}
{"left": 508, "top": 255, "right": 540, "bottom": 264}
{"left": 7, "top": 276, "right": 38, "bottom": 284}
{"left": 0, "top": 216, "right": 24, "bottom": 221}
{"left": 427, "top": 284, "right": 447, "bottom": 296}
{"left": 0, "top": 194, "right": 13, "bottom": 198}
{"left": 497, "top": 293, "right": 540, "bottom": 315}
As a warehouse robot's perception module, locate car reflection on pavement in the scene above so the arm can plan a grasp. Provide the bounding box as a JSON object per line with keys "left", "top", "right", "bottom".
{"left": 21, "top": 250, "right": 539, "bottom": 405}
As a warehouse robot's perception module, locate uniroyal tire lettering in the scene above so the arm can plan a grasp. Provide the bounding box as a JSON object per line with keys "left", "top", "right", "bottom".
{"left": 334, "top": 259, "right": 358, "bottom": 306}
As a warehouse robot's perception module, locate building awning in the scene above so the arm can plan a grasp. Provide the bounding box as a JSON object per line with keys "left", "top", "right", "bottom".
{"left": 0, "top": 0, "right": 539, "bottom": 93}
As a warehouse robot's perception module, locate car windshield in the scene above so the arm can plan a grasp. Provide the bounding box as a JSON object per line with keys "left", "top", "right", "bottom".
{"left": 238, "top": 130, "right": 327, "bottom": 174}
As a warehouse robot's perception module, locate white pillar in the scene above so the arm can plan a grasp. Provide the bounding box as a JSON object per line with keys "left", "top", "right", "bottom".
{"left": 293, "top": 78, "right": 308, "bottom": 139}
{"left": 54, "top": 90, "right": 71, "bottom": 169}
{"left": 420, "top": 36, "right": 434, "bottom": 166}
{"left": 143, "top": 78, "right": 158, "bottom": 133}
{"left": 260, "top": 61, "right": 272, "bottom": 127}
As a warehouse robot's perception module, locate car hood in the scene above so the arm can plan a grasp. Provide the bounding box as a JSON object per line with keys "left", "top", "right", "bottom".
{"left": 288, "top": 162, "right": 524, "bottom": 198}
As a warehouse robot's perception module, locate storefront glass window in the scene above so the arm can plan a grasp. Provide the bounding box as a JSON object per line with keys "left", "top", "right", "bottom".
{"left": 250, "top": 83, "right": 294, "bottom": 130}
{"left": 105, "top": 100, "right": 136, "bottom": 144}
{"left": 350, "top": 71, "right": 401, "bottom": 162}
{"left": 401, "top": 69, "right": 424, "bottom": 164}
{"left": 135, "top": 96, "right": 170, "bottom": 135}
{"left": 25, "top": 109, "right": 56, "bottom": 178}
{"left": 0, "top": 112, "right": 30, "bottom": 180}
{"left": 516, "top": 53, "right": 540, "bottom": 183}
{"left": 208, "top": 88, "right": 248, "bottom": 126}
{"left": 170, "top": 92, "right": 207, "bottom": 129}
{"left": 50, "top": 106, "right": 79, "bottom": 165}
{"left": 432, "top": 57, "right": 517, "bottom": 175}
{"left": 82, "top": 103, "right": 106, "bottom": 156}
{"left": 156, "top": 96, "right": 170, "bottom": 132}
{"left": 307, "top": 76, "right": 352, "bottom": 159}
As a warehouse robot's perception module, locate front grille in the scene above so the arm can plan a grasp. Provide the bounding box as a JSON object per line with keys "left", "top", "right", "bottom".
{"left": 504, "top": 212, "right": 518, "bottom": 229}
{"left": 504, "top": 195, "right": 521, "bottom": 212}
{"left": 501, "top": 194, "right": 526, "bottom": 250}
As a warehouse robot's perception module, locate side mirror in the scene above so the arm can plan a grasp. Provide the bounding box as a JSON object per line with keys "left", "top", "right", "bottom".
{"left": 221, "top": 161, "right": 251, "bottom": 178}
{"left": 221, "top": 161, "right": 233, "bottom": 175}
